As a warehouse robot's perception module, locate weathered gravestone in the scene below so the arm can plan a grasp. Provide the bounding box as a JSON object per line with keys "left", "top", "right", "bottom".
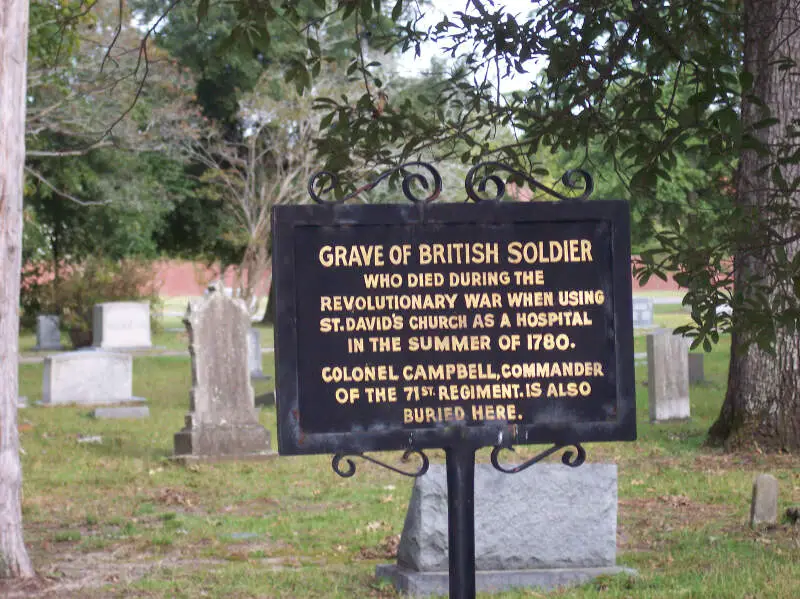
{"left": 247, "top": 328, "right": 268, "bottom": 380}
{"left": 41, "top": 350, "right": 144, "bottom": 405}
{"left": 647, "top": 330, "right": 690, "bottom": 422}
{"left": 750, "top": 473, "right": 779, "bottom": 528}
{"left": 688, "top": 353, "right": 705, "bottom": 384}
{"left": 377, "top": 464, "right": 629, "bottom": 596}
{"left": 173, "top": 286, "right": 272, "bottom": 461}
{"left": 35, "top": 314, "right": 62, "bottom": 350}
{"left": 631, "top": 297, "right": 654, "bottom": 328}
{"left": 92, "top": 301, "right": 152, "bottom": 350}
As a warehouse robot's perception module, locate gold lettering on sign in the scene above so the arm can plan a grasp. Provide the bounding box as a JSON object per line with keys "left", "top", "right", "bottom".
{"left": 310, "top": 230, "right": 611, "bottom": 430}
{"left": 418, "top": 242, "right": 500, "bottom": 265}
{"left": 319, "top": 244, "right": 385, "bottom": 267}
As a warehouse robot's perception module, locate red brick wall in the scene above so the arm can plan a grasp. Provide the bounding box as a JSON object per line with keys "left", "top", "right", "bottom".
{"left": 153, "top": 260, "right": 271, "bottom": 297}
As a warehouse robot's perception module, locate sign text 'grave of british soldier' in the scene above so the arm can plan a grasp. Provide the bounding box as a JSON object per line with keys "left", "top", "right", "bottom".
{"left": 273, "top": 164, "right": 636, "bottom": 455}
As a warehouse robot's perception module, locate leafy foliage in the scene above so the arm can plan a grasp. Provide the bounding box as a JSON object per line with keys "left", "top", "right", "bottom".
{"left": 187, "top": 0, "right": 800, "bottom": 350}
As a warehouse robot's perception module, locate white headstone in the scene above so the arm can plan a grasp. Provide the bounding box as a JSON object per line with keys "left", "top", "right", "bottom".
{"left": 632, "top": 297, "right": 654, "bottom": 328}
{"left": 247, "top": 328, "right": 266, "bottom": 379}
{"left": 647, "top": 331, "right": 690, "bottom": 421}
{"left": 92, "top": 302, "right": 152, "bottom": 349}
{"left": 35, "top": 314, "right": 62, "bottom": 350}
{"left": 688, "top": 353, "right": 705, "bottom": 384}
{"left": 42, "top": 351, "right": 142, "bottom": 405}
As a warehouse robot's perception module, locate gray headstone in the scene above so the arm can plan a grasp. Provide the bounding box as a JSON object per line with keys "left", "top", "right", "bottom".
{"left": 247, "top": 328, "right": 266, "bottom": 379}
{"left": 750, "top": 473, "right": 779, "bottom": 528}
{"left": 396, "top": 464, "right": 618, "bottom": 572}
{"left": 35, "top": 314, "right": 62, "bottom": 350}
{"left": 688, "top": 353, "right": 704, "bottom": 384}
{"left": 379, "top": 464, "right": 628, "bottom": 596}
{"left": 647, "top": 331, "right": 690, "bottom": 422}
{"left": 631, "top": 297, "right": 654, "bottom": 328}
{"left": 41, "top": 351, "right": 143, "bottom": 405}
{"left": 92, "top": 302, "right": 152, "bottom": 350}
{"left": 173, "top": 286, "right": 272, "bottom": 461}
{"left": 93, "top": 406, "right": 150, "bottom": 419}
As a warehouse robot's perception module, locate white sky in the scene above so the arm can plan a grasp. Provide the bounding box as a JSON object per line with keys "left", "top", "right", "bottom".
{"left": 394, "top": 0, "right": 543, "bottom": 93}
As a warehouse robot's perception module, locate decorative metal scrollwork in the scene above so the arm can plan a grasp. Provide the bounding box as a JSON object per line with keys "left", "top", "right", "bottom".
{"left": 308, "top": 162, "right": 443, "bottom": 204}
{"left": 465, "top": 161, "right": 594, "bottom": 203}
{"left": 331, "top": 449, "right": 430, "bottom": 478}
{"left": 490, "top": 443, "right": 586, "bottom": 474}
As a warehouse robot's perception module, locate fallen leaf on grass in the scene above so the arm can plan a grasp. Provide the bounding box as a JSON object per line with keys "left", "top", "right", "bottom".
{"left": 657, "top": 495, "right": 691, "bottom": 507}
{"left": 358, "top": 535, "right": 401, "bottom": 560}
{"left": 156, "top": 488, "right": 194, "bottom": 507}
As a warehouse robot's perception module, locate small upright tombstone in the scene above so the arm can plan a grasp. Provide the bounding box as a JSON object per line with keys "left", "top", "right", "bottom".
{"left": 93, "top": 302, "right": 152, "bottom": 350}
{"left": 750, "top": 473, "right": 779, "bottom": 528}
{"left": 647, "top": 330, "right": 690, "bottom": 422}
{"left": 631, "top": 297, "right": 654, "bottom": 328}
{"left": 35, "top": 314, "right": 62, "bottom": 351}
{"left": 688, "top": 353, "right": 705, "bottom": 384}
{"left": 247, "top": 328, "right": 268, "bottom": 380}
{"left": 173, "top": 285, "right": 272, "bottom": 461}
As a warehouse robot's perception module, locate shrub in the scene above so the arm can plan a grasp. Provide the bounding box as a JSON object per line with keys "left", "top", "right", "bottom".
{"left": 20, "top": 257, "right": 162, "bottom": 347}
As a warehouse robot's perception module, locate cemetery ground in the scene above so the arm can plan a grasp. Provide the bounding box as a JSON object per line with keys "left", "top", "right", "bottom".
{"left": 6, "top": 299, "right": 799, "bottom": 598}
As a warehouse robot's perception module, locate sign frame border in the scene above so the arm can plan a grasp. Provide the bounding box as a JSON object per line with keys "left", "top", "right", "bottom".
{"left": 273, "top": 200, "right": 636, "bottom": 456}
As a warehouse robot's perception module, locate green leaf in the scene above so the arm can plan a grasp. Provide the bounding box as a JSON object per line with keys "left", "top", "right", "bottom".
{"left": 361, "top": 0, "right": 373, "bottom": 20}
{"left": 771, "top": 165, "right": 788, "bottom": 192}
{"left": 391, "top": 0, "right": 403, "bottom": 21}
{"left": 738, "top": 70, "right": 754, "bottom": 92}
{"left": 197, "top": 0, "right": 210, "bottom": 22}
{"left": 320, "top": 111, "right": 335, "bottom": 129}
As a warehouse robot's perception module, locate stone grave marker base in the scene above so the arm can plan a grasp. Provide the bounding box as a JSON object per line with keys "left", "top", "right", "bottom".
{"left": 376, "top": 565, "right": 635, "bottom": 597}
{"left": 93, "top": 406, "right": 150, "bottom": 419}
{"left": 173, "top": 423, "right": 275, "bottom": 463}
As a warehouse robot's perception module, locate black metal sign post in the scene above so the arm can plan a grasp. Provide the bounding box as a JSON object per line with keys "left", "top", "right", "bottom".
{"left": 272, "top": 162, "right": 636, "bottom": 599}
{"left": 447, "top": 443, "right": 477, "bottom": 597}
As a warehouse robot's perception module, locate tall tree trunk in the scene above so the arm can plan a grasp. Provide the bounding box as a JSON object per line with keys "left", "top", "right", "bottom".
{"left": 0, "top": 0, "right": 34, "bottom": 578}
{"left": 708, "top": 0, "right": 800, "bottom": 451}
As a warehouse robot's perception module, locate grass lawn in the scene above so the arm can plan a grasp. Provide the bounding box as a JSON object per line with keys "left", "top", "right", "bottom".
{"left": 7, "top": 304, "right": 799, "bottom": 598}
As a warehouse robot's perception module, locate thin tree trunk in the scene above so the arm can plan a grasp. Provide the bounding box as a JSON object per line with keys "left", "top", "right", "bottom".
{"left": 0, "top": 0, "right": 34, "bottom": 578}
{"left": 709, "top": 0, "right": 800, "bottom": 451}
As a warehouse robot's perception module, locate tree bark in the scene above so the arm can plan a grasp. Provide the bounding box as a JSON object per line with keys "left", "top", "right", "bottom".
{"left": 0, "top": 0, "right": 35, "bottom": 578}
{"left": 708, "top": 0, "right": 800, "bottom": 451}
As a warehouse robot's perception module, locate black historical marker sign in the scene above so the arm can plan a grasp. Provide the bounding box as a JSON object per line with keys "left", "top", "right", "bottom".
{"left": 273, "top": 197, "right": 636, "bottom": 456}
